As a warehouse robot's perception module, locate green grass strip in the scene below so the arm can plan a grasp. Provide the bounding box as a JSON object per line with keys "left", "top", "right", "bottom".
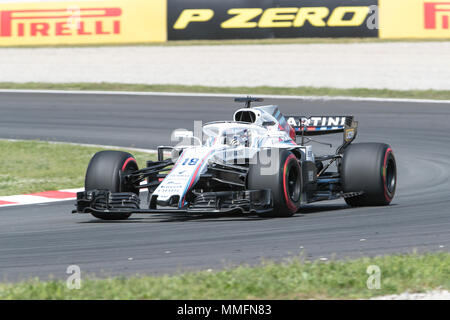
{"left": 0, "top": 140, "right": 156, "bottom": 196}
{"left": 1, "top": 82, "right": 450, "bottom": 100}
{"left": 2, "top": 37, "right": 449, "bottom": 49}
{"left": 0, "top": 252, "right": 448, "bottom": 299}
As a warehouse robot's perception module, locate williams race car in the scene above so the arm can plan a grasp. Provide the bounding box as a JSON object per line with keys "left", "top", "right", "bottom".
{"left": 73, "top": 97, "right": 397, "bottom": 220}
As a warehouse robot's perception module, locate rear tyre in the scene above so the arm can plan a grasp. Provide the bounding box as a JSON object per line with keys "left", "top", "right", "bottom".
{"left": 85, "top": 150, "right": 139, "bottom": 220}
{"left": 248, "top": 149, "right": 302, "bottom": 217}
{"left": 341, "top": 143, "right": 396, "bottom": 207}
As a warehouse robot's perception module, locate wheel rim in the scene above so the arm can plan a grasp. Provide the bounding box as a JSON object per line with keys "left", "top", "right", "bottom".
{"left": 385, "top": 157, "right": 396, "bottom": 194}
{"left": 287, "top": 164, "right": 301, "bottom": 202}
{"left": 121, "top": 158, "right": 139, "bottom": 194}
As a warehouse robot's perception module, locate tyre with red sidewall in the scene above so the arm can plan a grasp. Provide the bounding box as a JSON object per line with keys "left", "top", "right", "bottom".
{"left": 341, "top": 143, "right": 396, "bottom": 206}
{"left": 85, "top": 150, "right": 139, "bottom": 220}
{"left": 248, "top": 149, "right": 302, "bottom": 217}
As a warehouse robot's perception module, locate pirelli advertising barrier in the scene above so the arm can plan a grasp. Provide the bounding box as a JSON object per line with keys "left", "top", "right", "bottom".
{"left": 0, "top": 0, "right": 449, "bottom": 46}
{"left": 0, "top": 0, "right": 167, "bottom": 46}
{"left": 379, "top": 0, "right": 450, "bottom": 39}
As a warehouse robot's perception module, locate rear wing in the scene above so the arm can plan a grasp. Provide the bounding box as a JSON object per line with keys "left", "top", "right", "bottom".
{"left": 286, "top": 116, "right": 354, "bottom": 136}
{"left": 286, "top": 115, "right": 358, "bottom": 149}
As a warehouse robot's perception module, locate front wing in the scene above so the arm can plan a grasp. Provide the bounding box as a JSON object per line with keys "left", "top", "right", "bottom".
{"left": 72, "top": 189, "right": 272, "bottom": 216}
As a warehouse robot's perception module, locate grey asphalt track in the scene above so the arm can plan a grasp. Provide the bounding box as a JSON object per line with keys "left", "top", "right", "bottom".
{"left": 0, "top": 92, "right": 449, "bottom": 282}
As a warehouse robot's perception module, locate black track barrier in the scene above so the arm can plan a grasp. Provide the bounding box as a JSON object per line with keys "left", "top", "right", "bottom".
{"left": 168, "top": 0, "right": 379, "bottom": 40}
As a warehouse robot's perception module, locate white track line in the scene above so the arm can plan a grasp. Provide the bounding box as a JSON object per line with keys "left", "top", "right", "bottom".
{"left": 1, "top": 195, "right": 73, "bottom": 205}
{"left": 1, "top": 138, "right": 158, "bottom": 154}
{"left": 0, "top": 189, "right": 84, "bottom": 208}
{"left": 0, "top": 89, "right": 449, "bottom": 104}
{"left": 59, "top": 188, "right": 85, "bottom": 193}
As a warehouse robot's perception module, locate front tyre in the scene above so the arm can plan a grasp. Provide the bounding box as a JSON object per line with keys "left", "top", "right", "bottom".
{"left": 85, "top": 150, "right": 139, "bottom": 220}
{"left": 341, "top": 143, "right": 396, "bottom": 207}
{"left": 248, "top": 149, "right": 302, "bottom": 217}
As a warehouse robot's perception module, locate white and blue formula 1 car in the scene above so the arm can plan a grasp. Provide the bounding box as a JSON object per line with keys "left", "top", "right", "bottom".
{"left": 73, "top": 97, "right": 397, "bottom": 220}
